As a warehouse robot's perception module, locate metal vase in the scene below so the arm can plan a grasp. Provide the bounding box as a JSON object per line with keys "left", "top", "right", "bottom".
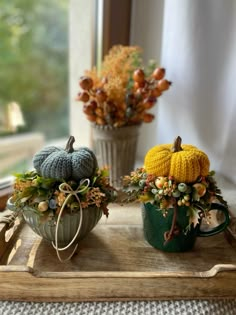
{"left": 6, "top": 197, "right": 102, "bottom": 247}
{"left": 91, "top": 124, "right": 140, "bottom": 187}
{"left": 23, "top": 206, "right": 102, "bottom": 246}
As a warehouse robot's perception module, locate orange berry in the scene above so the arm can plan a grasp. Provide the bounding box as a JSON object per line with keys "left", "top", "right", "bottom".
{"left": 143, "top": 97, "right": 156, "bottom": 109}
{"left": 96, "top": 89, "right": 107, "bottom": 103}
{"left": 133, "top": 69, "right": 145, "bottom": 84}
{"left": 134, "top": 80, "right": 146, "bottom": 89}
{"left": 76, "top": 91, "right": 90, "bottom": 102}
{"left": 106, "top": 101, "right": 117, "bottom": 113}
{"left": 83, "top": 104, "right": 94, "bottom": 115}
{"left": 152, "top": 67, "right": 165, "bottom": 80}
{"left": 143, "top": 113, "right": 155, "bottom": 123}
{"left": 157, "top": 79, "right": 172, "bottom": 91}
{"left": 117, "top": 102, "right": 126, "bottom": 111}
{"left": 134, "top": 82, "right": 140, "bottom": 90}
{"left": 96, "top": 117, "right": 106, "bottom": 125}
{"left": 95, "top": 107, "right": 104, "bottom": 118}
{"left": 130, "top": 115, "right": 142, "bottom": 124}
{"left": 86, "top": 114, "right": 96, "bottom": 122}
{"left": 88, "top": 100, "right": 98, "bottom": 110}
{"left": 150, "top": 88, "right": 162, "bottom": 98}
{"left": 116, "top": 110, "right": 125, "bottom": 119}
{"left": 79, "top": 76, "right": 93, "bottom": 90}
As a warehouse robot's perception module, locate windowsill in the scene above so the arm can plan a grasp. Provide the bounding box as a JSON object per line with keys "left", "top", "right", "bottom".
{"left": 0, "top": 132, "right": 44, "bottom": 149}
{"left": 0, "top": 132, "right": 45, "bottom": 210}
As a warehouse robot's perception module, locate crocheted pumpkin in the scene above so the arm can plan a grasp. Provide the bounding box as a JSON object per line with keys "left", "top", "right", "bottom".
{"left": 144, "top": 136, "right": 210, "bottom": 183}
{"left": 33, "top": 136, "right": 98, "bottom": 181}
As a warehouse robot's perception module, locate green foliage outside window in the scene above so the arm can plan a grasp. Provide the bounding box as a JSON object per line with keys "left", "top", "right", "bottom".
{"left": 0, "top": 0, "right": 69, "bottom": 139}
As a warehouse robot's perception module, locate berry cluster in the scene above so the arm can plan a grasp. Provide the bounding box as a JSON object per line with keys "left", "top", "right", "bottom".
{"left": 77, "top": 68, "right": 171, "bottom": 128}
{"left": 12, "top": 168, "right": 116, "bottom": 219}
{"left": 76, "top": 45, "right": 171, "bottom": 128}
{"left": 122, "top": 168, "right": 226, "bottom": 211}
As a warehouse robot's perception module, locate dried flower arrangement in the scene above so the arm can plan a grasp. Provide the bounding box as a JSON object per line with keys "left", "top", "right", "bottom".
{"left": 123, "top": 168, "right": 227, "bottom": 232}
{"left": 76, "top": 45, "right": 172, "bottom": 128}
{"left": 7, "top": 136, "right": 117, "bottom": 261}
{"left": 122, "top": 137, "right": 228, "bottom": 233}
{"left": 11, "top": 167, "right": 115, "bottom": 221}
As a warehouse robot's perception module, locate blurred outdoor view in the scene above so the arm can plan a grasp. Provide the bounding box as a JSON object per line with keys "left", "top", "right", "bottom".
{"left": 0, "top": 0, "right": 69, "bottom": 178}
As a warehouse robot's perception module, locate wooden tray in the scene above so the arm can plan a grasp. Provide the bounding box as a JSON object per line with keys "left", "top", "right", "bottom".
{"left": 0, "top": 203, "right": 236, "bottom": 302}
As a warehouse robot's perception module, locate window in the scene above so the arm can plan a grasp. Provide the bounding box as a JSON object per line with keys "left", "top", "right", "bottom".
{"left": 0, "top": 0, "right": 132, "bottom": 207}
{"left": 0, "top": 0, "right": 69, "bottom": 178}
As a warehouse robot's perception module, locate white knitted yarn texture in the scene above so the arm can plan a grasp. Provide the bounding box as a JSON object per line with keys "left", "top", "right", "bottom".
{"left": 0, "top": 300, "right": 236, "bottom": 315}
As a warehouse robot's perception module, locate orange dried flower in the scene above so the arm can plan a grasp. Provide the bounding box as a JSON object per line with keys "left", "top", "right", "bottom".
{"left": 77, "top": 45, "right": 172, "bottom": 127}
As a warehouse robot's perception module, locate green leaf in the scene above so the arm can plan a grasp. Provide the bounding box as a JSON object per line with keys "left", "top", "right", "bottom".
{"left": 187, "top": 207, "right": 201, "bottom": 228}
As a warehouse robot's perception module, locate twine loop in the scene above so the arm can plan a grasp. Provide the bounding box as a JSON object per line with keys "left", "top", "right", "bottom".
{"left": 0, "top": 212, "right": 18, "bottom": 230}
{"left": 51, "top": 178, "right": 90, "bottom": 262}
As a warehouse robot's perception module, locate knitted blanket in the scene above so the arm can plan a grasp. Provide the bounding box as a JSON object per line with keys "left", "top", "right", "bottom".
{"left": 1, "top": 300, "right": 236, "bottom": 315}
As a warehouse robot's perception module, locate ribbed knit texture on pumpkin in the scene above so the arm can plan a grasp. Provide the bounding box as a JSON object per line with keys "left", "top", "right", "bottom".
{"left": 40, "top": 151, "right": 73, "bottom": 180}
{"left": 33, "top": 146, "right": 60, "bottom": 173}
{"left": 33, "top": 146, "right": 98, "bottom": 181}
{"left": 144, "top": 144, "right": 210, "bottom": 183}
{"left": 71, "top": 147, "right": 98, "bottom": 180}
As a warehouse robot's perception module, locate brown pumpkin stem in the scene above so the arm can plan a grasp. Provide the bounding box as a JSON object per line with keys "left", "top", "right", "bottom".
{"left": 164, "top": 203, "right": 178, "bottom": 245}
{"left": 65, "top": 136, "right": 75, "bottom": 153}
{"left": 171, "top": 136, "right": 183, "bottom": 152}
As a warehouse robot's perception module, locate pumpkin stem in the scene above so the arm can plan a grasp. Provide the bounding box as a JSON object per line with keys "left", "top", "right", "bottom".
{"left": 171, "top": 136, "right": 183, "bottom": 152}
{"left": 65, "top": 136, "right": 75, "bottom": 153}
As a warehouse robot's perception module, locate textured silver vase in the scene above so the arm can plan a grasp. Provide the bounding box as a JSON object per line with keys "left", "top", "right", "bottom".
{"left": 7, "top": 198, "right": 102, "bottom": 246}
{"left": 91, "top": 124, "right": 140, "bottom": 187}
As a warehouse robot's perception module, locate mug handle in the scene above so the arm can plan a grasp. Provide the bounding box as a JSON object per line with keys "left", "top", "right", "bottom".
{"left": 197, "top": 203, "right": 230, "bottom": 237}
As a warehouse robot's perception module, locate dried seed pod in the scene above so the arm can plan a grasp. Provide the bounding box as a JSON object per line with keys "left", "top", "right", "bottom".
{"left": 116, "top": 110, "right": 125, "bottom": 119}
{"left": 106, "top": 101, "right": 117, "bottom": 113}
{"left": 88, "top": 100, "right": 98, "bottom": 110}
{"left": 117, "top": 102, "right": 126, "bottom": 111}
{"left": 150, "top": 88, "right": 162, "bottom": 98}
{"left": 152, "top": 67, "right": 166, "bottom": 80}
{"left": 96, "top": 117, "right": 106, "bottom": 125}
{"left": 76, "top": 91, "right": 90, "bottom": 102}
{"left": 143, "top": 97, "right": 156, "bottom": 109}
{"left": 130, "top": 115, "right": 142, "bottom": 124}
{"left": 143, "top": 113, "right": 155, "bottom": 123}
{"left": 86, "top": 114, "right": 96, "bottom": 122}
{"left": 83, "top": 104, "right": 94, "bottom": 115}
{"left": 96, "top": 89, "right": 107, "bottom": 103}
{"left": 157, "top": 79, "right": 172, "bottom": 91}
{"left": 133, "top": 69, "right": 145, "bottom": 84}
{"left": 79, "top": 76, "right": 93, "bottom": 90}
{"left": 95, "top": 107, "right": 104, "bottom": 118}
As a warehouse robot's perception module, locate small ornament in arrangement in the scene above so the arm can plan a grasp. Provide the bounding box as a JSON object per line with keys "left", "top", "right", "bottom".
{"left": 76, "top": 45, "right": 172, "bottom": 187}
{"left": 7, "top": 136, "right": 116, "bottom": 262}
{"left": 122, "top": 136, "right": 230, "bottom": 252}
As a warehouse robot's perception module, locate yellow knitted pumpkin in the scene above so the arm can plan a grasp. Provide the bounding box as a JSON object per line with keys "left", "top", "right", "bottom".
{"left": 144, "top": 136, "right": 210, "bottom": 183}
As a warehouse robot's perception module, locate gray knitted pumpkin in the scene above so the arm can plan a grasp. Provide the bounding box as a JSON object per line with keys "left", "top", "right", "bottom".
{"left": 33, "top": 136, "right": 98, "bottom": 181}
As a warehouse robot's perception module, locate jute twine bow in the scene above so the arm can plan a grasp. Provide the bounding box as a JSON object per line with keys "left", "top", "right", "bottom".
{"left": 0, "top": 212, "right": 18, "bottom": 229}
{"left": 51, "top": 178, "right": 90, "bottom": 262}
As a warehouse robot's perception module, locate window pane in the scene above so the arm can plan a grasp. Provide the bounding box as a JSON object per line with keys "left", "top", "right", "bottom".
{"left": 0, "top": 0, "right": 69, "bottom": 178}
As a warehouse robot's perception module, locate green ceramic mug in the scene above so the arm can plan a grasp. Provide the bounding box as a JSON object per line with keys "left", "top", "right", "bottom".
{"left": 142, "top": 202, "right": 230, "bottom": 252}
